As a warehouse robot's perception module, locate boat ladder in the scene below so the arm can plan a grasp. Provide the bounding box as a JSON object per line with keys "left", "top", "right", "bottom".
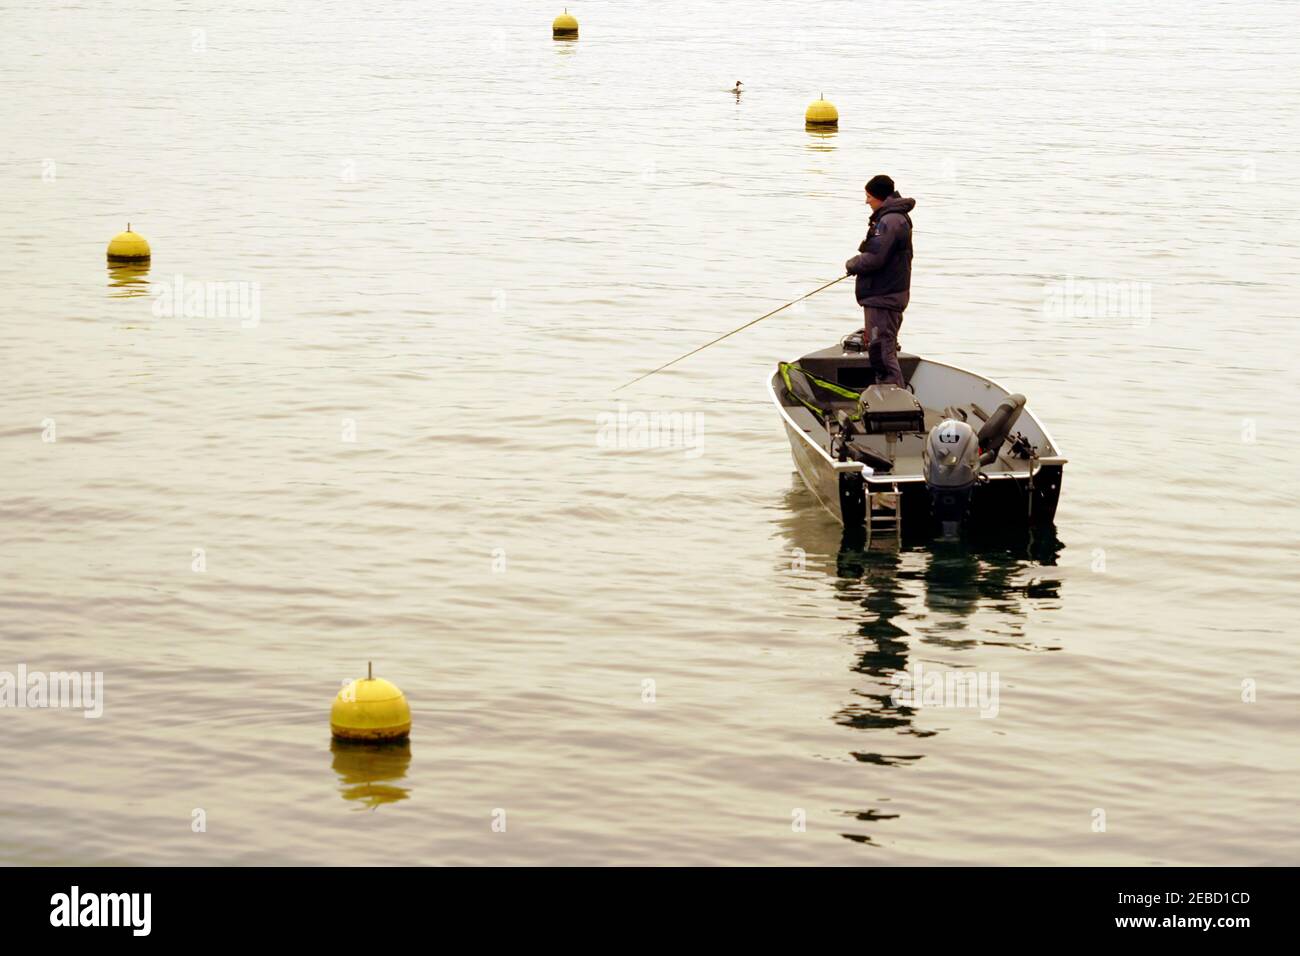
{"left": 866, "top": 483, "right": 902, "bottom": 547}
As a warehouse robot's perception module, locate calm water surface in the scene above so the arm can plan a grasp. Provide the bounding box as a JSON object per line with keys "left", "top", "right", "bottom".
{"left": 1, "top": 0, "right": 1298, "bottom": 864}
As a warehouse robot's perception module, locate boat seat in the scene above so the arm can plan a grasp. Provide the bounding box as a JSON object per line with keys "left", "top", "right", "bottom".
{"left": 857, "top": 384, "right": 925, "bottom": 434}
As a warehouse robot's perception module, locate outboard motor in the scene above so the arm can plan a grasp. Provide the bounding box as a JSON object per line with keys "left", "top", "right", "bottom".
{"left": 923, "top": 419, "right": 980, "bottom": 537}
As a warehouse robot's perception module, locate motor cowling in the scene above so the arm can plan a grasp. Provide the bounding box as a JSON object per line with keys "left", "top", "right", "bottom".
{"left": 923, "top": 419, "right": 980, "bottom": 535}
{"left": 924, "top": 419, "right": 979, "bottom": 489}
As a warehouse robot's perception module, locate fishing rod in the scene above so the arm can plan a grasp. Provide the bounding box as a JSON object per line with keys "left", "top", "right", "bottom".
{"left": 613, "top": 273, "right": 850, "bottom": 392}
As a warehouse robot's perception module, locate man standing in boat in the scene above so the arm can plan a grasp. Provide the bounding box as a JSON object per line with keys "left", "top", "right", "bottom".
{"left": 844, "top": 175, "right": 916, "bottom": 386}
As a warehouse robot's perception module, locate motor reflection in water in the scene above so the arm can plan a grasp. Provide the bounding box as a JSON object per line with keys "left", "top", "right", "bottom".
{"left": 778, "top": 482, "right": 1064, "bottom": 847}
{"left": 330, "top": 738, "right": 412, "bottom": 810}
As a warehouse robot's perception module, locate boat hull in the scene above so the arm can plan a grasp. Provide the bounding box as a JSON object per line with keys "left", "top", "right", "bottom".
{"left": 791, "top": 456, "right": 1062, "bottom": 532}
{"left": 772, "top": 349, "right": 1065, "bottom": 537}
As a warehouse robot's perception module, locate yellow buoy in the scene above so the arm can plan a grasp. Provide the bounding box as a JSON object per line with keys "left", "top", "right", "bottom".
{"left": 805, "top": 95, "right": 839, "bottom": 129}
{"left": 330, "top": 662, "right": 411, "bottom": 742}
{"left": 106, "top": 223, "right": 150, "bottom": 262}
{"left": 553, "top": 9, "right": 578, "bottom": 38}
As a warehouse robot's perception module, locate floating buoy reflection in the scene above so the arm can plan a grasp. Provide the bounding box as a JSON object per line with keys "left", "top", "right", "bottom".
{"left": 806, "top": 128, "right": 838, "bottom": 152}
{"left": 330, "top": 738, "right": 412, "bottom": 810}
{"left": 107, "top": 261, "right": 151, "bottom": 299}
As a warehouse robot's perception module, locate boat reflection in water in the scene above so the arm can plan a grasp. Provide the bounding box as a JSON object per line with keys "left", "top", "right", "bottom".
{"left": 106, "top": 262, "right": 151, "bottom": 299}
{"left": 777, "top": 483, "right": 1063, "bottom": 847}
{"left": 330, "top": 738, "right": 412, "bottom": 810}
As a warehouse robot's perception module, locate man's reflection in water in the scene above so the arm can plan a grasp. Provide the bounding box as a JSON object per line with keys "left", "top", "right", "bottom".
{"left": 835, "top": 544, "right": 921, "bottom": 738}
{"left": 331, "top": 738, "right": 412, "bottom": 810}
{"left": 776, "top": 483, "right": 1063, "bottom": 846}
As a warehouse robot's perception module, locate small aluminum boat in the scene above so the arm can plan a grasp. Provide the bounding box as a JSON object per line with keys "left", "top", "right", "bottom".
{"left": 770, "top": 332, "right": 1066, "bottom": 541}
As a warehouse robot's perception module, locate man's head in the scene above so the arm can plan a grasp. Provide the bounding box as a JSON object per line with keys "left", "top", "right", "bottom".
{"left": 865, "top": 174, "right": 896, "bottom": 210}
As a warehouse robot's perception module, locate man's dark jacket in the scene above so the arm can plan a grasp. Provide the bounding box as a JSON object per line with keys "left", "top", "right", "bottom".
{"left": 845, "top": 195, "right": 916, "bottom": 308}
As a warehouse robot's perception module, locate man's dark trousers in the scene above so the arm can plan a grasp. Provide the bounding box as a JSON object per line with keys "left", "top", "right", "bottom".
{"left": 864, "top": 290, "right": 908, "bottom": 386}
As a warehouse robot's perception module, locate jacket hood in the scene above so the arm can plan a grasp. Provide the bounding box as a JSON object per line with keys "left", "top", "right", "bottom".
{"left": 871, "top": 195, "right": 916, "bottom": 221}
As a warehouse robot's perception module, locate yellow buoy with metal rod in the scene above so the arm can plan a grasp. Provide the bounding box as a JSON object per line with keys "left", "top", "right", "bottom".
{"left": 106, "top": 223, "right": 150, "bottom": 262}
{"left": 805, "top": 95, "right": 839, "bottom": 128}
{"left": 330, "top": 662, "right": 411, "bottom": 742}
{"left": 553, "top": 9, "right": 578, "bottom": 38}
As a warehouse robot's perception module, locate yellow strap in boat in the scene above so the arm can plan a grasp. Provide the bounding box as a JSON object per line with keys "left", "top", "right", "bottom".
{"left": 779, "top": 362, "right": 863, "bottom": 418}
